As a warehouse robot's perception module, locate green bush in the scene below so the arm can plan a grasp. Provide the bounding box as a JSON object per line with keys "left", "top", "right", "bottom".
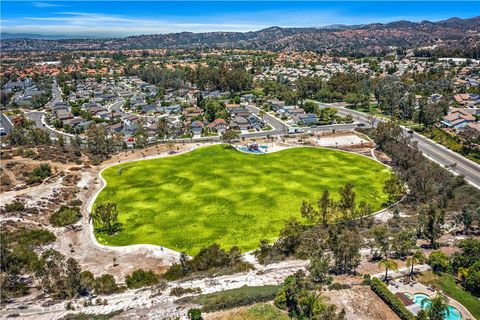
{"left": 328, "top": 283, "right": 351, "bottom": 290}
{"left": 125, "top": 269, "right": 160, "bottom": 289}
{"left": 177, "top": 285, "right": 280, "bottom": 313}
{"left": 94, "top": 274, "right": 118, "bottom": 295}
{"left": 369, "top": 278, "right": 414, "bottom": 320}
{"left": 187, "top": 308, "right": 202, "bottom": 320}
{"left": 68, "top": 199, "right": 83, "bottom": 207}
{"left": 49, "top": 206, "right": 82, "bottom": 227}
{"left": 428, "top": 251, "right": 450, "bottom": 273}
{"left": 4, "top": 202, "right": 25, "bottom": 212}
{"left": 464, "top": 260, "right": 480, "bottom": 295}
{"left": 5, "top": 228, "right": 56, "bottom": 247}
{"left": 170, "top": 286, "right": 201, "bottom": 297}
{"left": 164, "top": 244, "right": 253, "bottom": 280}
{"left": 28, "top": 163, "right": 52, "bottom": 184}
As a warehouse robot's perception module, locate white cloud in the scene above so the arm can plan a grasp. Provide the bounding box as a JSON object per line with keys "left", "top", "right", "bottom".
{"left": 3, "top": 12, "right": 268, "bottom": 36}
{"left": 1, "top": 9, "right": 466, "bottom": 37}
{"left": 32, "top": 2, "right": 66, "bottom": 8}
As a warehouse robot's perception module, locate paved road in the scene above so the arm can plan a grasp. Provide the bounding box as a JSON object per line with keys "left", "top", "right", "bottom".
{"left": 320, "top": 103, "right": 480, "bottom": 189}
{"left": 0, "top": 112, "right": 14, "bottom": 135}
{"left": 24, "top": 110, "right": 60, "bottom": 139}
{"left": 243, "top": 104, "right": 287, "bottom": 137}
{"left": 242, "top": 104, "right": 357, "bottom": 138}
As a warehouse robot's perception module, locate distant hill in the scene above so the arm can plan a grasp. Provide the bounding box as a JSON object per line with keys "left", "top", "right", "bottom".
{"left": 2, "top": 16, "right": 479, "bottom": 54}
{"left": 1, "top": 33, "right": 94, "bottom": 40}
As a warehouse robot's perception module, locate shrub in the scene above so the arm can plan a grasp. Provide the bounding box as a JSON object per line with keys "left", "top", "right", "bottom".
{"left": 6, "top": 228, "right": 56, "bottom": 247}
{"left": 68, "top": 199, "right": 83, "bottom": 207}
{"left": 49, "top": 206, "right": 82, "bottom": 227}
{"left": 28, "top": 163, "right": 52, "bottom": 184}
{"left": 464, "top": 260, "right": 480, "bottom": 295}
{"left": 328, "top": 283, "right": 351, "bottom": 290}
{"left": 94, "top": 274, "right": 118, "bottom": 295}
{"left": 187, "top": 308, "right": 202, "bottom": 320}
{"left": 125, "top": 269, "right": 160, "bottom": 289}
{"left": 428, "top": 251, "right": 450, "bottom": 274}
{"left": 4, "top": 202, "right": 25, "bottom": 212}
{"left": 369, "top": 278, "right": 414, "bottom": 320}
{"left": 177, "top": 285, "right": 280, "bottom": 313}
{"left": 164, "top": 244, "right": 253, "bottom": 280}
{"left": 170, "top": 286, "right": 201, "bottom": 297}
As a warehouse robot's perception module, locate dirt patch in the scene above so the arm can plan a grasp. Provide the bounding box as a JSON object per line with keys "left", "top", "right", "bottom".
{"left": 323, "top": 286, "right": 400, "bottom": 320}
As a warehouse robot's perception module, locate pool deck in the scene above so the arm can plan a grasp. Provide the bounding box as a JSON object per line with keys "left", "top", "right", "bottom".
{"left": 388, "top": 281, "right": 474, "bottom": 320}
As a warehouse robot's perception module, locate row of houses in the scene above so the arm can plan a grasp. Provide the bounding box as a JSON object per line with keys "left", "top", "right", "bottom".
{"left": 441, "top": 108, "right": 479, "bottom": 131}
{"left": 189, "top": 104, "right": 265, "bottom": 136}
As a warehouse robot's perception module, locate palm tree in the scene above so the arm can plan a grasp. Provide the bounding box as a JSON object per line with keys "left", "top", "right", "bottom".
{"left": 378, "top": 259, "right": 399, "bottom": 282}
{"left": 423, "top": 293, "right": 449, "bottom": 320}
{"left": 406, "top": 250, "right": 425, "bottom": 280}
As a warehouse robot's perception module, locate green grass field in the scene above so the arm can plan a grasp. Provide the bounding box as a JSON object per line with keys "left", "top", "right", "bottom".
{"left": 94, "top": 145, "right": 390, "bottom": 254}
{"left": 418, "top": 271, "right": 480, "bottom": 320}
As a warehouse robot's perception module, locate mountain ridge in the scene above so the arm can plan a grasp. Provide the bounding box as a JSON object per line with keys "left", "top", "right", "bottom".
{"left": 2, "top": 16, "right": 479, "bottom": 53}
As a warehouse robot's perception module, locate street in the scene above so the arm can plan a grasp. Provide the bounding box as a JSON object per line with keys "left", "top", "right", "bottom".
{"left": 322, "top": 103, "right": 480, "bottom": 189}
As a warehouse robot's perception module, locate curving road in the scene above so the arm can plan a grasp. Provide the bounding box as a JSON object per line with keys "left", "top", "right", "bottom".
{"left": 320, "top": 103, "right": 480, "bottom": 189}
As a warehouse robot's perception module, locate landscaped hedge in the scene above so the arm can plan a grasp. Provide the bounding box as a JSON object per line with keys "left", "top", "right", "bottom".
{"left": 368, "top": 277, "right": 414, "bottom": 320}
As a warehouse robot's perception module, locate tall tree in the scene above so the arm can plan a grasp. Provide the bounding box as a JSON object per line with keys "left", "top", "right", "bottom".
{"left": 418, "top": 205, "right": 445, "bottom": 249}
{"left": 383, "top": 173, "right": 405, "bottom": 204}
{"left": 455, "top": 206, "right": 474, "bottom": 234}
{"left": 406, "top": 250, "right": 425, "bottom": 280}
{"left": 221, "top": 129, "right": 239, "bottom": 146}
{"left": 339, "top": 183, "right": 356, "bottom": 219}
{"left": 91, "top": 202, "right": 120, "bottom": 235}
{"left": 318, "top": 190, "right": 330, "bottom": 227}
{"left": 378, "top": 259, "right": 398, "bottom": 282}
{"left": 85, "top": 124, "right": 114, "bottom": 162}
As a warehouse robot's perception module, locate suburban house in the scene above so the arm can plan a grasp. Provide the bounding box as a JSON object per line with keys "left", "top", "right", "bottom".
{"left": 467, "top": 122, "right": 480, "bottom": 132}
{"left": 268, "top": 99, "right": 286, "bottom": 111}
{"left": 158, "top": 104, "right": 181, "bottom": 114}
{"left": 122, "top": 124, "right": 138, "bottom": 137}
{"left": 232, "top": 116, "right": 250, "bottom": 130}
{"left": 190, "top": 120, "right": 204, "bottom": 136}
{"left": 226, "top": 104, "right": 250, "bottom": 118}
{"left": 139, "top": 104, "right": 159, "bottom": 114}
{"left": 55, "top": 110, "right": 73, "bottom": 121}
{"left": 297, "top": 113, "right": 319, "bottom": 126}
{"left": 123, "top": 115, "right": 139, "bottom": 126}
{"left": 453, "top": 93, "right": 480, "bottom": 108}
{"left": 441, "top": 110, "right": 476, "bottom": 130}
{"left": 183, "top": 107, "right": 204, "bottom": 121}
{"left": 246, "top": 114, "right": 265, "bottom": 130}
{"left": 207, "top": 118, "right": 228, "bottom": 133}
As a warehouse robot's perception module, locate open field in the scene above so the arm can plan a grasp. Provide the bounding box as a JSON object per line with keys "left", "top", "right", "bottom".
{"left": 94, "top": 145, "right": 390, "bottom": 254}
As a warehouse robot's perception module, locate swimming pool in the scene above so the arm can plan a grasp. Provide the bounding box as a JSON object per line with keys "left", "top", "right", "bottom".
{"left": 413, "top": 293, "right": 462, "bottom": 320}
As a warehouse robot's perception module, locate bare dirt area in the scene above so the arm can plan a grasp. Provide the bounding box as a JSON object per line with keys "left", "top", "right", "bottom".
{"left": 323, "top": 286, "right": 401, "bottom": 320}
{"left": 279, "top": 131, "right": 377, "bottom": 160}
{"left": 1, "top": 142, "right": 205, "bottom": 282}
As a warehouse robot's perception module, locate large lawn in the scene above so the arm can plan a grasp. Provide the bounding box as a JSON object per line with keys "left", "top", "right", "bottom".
{"left": 418, "top": 271, "right": 480, "bottom": 320}
{"left": 94, "top": 145, "right": 390, "bottom": 254}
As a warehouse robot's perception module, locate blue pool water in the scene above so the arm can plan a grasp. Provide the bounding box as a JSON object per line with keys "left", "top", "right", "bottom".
{"left": 413, "top": 293, "right": 462, "bottom": 320}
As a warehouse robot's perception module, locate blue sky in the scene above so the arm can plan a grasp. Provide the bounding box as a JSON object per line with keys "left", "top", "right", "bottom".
{"left": 1, "top": 1, "right": 479, "bottom": 37}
